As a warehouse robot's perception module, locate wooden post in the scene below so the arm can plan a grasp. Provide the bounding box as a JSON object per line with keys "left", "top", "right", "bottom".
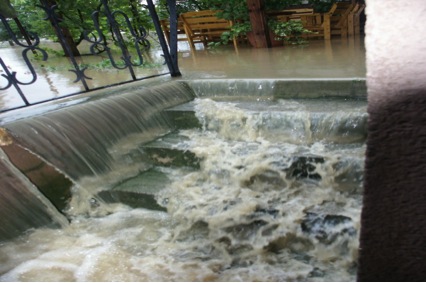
{"left": 246, "top": 0, "right": 271, "bottom": 48}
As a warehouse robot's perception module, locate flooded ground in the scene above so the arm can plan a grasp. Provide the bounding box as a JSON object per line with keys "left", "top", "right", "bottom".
{"left": 0, "top": 38, "right": 169, "bottom": 111}
{"left": 178, "top": 37, "right": 366, "bottom": 80}
{"left": 1, "top": 36, "right": 365, "bottom": 111}
{"left": 0, "top": 35, "right": 366, "bottom": 281}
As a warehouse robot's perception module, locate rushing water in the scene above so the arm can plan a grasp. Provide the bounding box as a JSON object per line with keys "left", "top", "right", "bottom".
{"left": 0, "top": 95, "right": 366, "bottom": 281}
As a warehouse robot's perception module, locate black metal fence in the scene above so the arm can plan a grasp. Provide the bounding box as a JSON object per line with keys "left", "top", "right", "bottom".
{"left": 0, "top": 0, "right": 180, "bottom": 113}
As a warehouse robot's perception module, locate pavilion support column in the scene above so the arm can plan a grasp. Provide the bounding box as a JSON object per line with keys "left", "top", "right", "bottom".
{"left": 246, "top": 0, "right": 271, "bottom": 48}
{"left": 357, "top": 0, "right": 426, "bottom": 281}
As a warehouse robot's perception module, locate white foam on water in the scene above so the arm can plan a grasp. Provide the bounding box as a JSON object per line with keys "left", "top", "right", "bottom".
{"left": 0, "top": 97, "right": 365, "bottom": 281}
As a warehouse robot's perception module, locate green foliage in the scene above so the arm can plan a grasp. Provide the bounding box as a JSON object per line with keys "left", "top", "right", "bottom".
{"left": 8, "top": 0, "right": 153, "bottom": 45}
{"left": 38, "top": 46, "right": 65, "bottom": 57}
{"left": 200, "top": 0, "right": 319, "bottom": 47}
{"left": 207, "top": 21, "right": 251, "bottom": 48}
{"left": 264, "top": 0, "right": 307, "bottom": 11}
{"left": 0, "top": 0, "right": 18, "bottom": 18}
{"left": 200, "top": 0, "right": 310, "bottom": 22}
{"left": 38, "top": 57, "right": 161, "bottom": 73}
{"left": 215, "top": 1, "right": 248, "bottom": 21}
{"left": 309, "top": 0, "right": 336, "bottom": 13}
{"left": 0, "top": 19, "right": 17, "bottom": 41}
{"left": 157, "top": 0, "right": 211, "bottom": 18}
{"left": 268, "top": 19, "right": 312, "bottom": 45}
{"left": 9, "top": 0, "right": 51, "bottom": 38}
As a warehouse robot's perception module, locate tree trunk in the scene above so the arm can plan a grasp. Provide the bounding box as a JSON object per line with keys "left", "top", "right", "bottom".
{"left": 246, "top": 0, "right": 271, "bottom": 48}
{"left": 40, "top": 0, "right": 81, "bottom": 57}
{"left": 129, "top": 0, "right": 144, "bottom": 37}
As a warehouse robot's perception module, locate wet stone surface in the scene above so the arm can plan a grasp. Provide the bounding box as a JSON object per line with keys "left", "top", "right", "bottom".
{"left": 301, "top": 212, "right": 357, "bottom": 245}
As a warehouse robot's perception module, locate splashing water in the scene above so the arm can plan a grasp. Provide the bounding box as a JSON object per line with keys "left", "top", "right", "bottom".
{"left": 0, "top": 97, "right": 365, "bottom": 281}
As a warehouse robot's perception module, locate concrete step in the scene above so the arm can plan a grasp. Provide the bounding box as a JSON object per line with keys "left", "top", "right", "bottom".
{"left": 165, "top": 98, "right": 368, "bottom": 144}
{"left": 96, "top": 168, "right": 171, "bottom": 211}
{"left": 142, "top": 133, "right": 201, "bottom": 168}
{"left": 97, "top": 96, "right": 367, "bottom": 212}
{"left": 165, "top": 102, "right": 202, "bottom": 130}
{"left": 184, "top": 79, "right": 367, "bottom": 99}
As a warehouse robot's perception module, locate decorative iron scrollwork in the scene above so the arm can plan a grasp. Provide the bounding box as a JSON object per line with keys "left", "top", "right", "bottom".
{"left": 88, "top": 0, "right": 151, "bottom": 80}
{"left": 0, "top": 14, "right": 48, "bottom": 106}
{"left": 37, "top": 3, "right": 91, "bottom": 90}
{"left": 0, "top": 0, "right": 180, "bottom": 113}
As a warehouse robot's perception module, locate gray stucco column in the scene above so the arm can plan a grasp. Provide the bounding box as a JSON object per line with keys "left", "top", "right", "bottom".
{"left": 358, "top": 1, "right": 426, "bottom": 281}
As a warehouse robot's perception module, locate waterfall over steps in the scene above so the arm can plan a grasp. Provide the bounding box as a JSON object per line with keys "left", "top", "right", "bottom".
{"left": 0, "top": 78, "right": 366, "bottom": 245}
{"left": 0, "top": 81, "right": 195, "bottom": 241}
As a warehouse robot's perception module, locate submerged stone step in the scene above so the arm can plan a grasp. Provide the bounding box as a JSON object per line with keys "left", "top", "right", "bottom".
{"left": 272, "top": 79, "right": 366, "bottom": 99}
{"left": 168, "top": 98, "right": 368, "bottom": 144}
{"left": 112, "top": 168, "right": 171, "bottom": 194}
{"left": 142, "top": 133, "right": 201, "bottom": 168}
{"left": 184, "top": 79, "right": 367, "bottom": 99}
{"left": 165, "top": 102, "right": 202, "bottom": 129}
{"left": 97, "top": 190, "right": 166, "bottom": 211}
{"left": 96, "top": 168, "right": 171, "bottom": 211}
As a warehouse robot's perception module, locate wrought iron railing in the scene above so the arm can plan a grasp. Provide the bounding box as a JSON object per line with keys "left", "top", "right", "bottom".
{"left": 0, "top": 0, "right": 180, "bottom": 113}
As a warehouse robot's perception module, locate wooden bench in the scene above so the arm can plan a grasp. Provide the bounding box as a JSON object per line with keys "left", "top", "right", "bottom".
{"left": 329, "top": 1, "right": 356, "bottom": 38}
{"left": 267, "top": 7, "right": 326, "bottom": 42}
{"left": 269, "top": 6, "right": 332, "bottom": 40}
{"left": 347, "top": 3, "right": 365, "bottom": 36}
{"left": 160, "top": 18, "right": 187, "bottom": 46}
{"left": 268, "top": 7, "right": 314, "bottom": 26}
{"left": 300, "top": 4, "right": 338, "bottom": 40}
{"left": 180, "top": 10, "right": 237, "bottom": 52}
{"left": 267, "top": 8, "right": 314, "bottom": 18}
{"left": 271, "top": 2, "right": 357, "bottom": 40}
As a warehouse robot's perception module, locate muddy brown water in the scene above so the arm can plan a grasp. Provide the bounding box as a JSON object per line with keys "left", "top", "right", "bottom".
{"left": 0, "top": 37, "right": 366, "bottom": 281}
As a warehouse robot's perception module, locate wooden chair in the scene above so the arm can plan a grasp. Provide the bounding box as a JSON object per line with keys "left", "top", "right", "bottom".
{"left": 347, "top": 3, "right": 365, "bottom": 36}
{"left": 267, "top": 8, "right": 314, "bottom": 18}
{"left": 180, "top": 10, "right": 237, "bottom": 52}
{"left": 329, "top": 1, "right": 356, "bottom": 38}
{"left": 268, "top": 8, "right": 321, "bottom": 42}
{"left": 274, "top": 2, "right": 355, "bottom": 40}
{"left": 299, "top": 14, "right": 328, "bottom": 39}
{"left": 270, "top": 5, "right": 335, "bottom": 40}
{"left": 302, "top": 3, "right": 338, "bottom": 40}
{"left": 160, "top": 18, "right": 187, "bottom": 46}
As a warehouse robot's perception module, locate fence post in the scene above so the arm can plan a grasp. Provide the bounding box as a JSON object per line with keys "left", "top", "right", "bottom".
{"left": 146, "top": 0, "right": 181, "bottom": 77}
{"left": 0, "top": 1, "right": 179, "bottom": 113}
{"left": 38, "top": 0, "right": 91, "bottom": 90}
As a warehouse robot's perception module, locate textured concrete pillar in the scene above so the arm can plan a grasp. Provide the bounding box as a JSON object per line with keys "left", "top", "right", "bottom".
{"left": 358, "top": 1, "right": 426, "bottom": 281}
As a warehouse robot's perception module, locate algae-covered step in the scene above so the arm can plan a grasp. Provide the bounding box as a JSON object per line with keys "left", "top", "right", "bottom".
{"left": 142, "top": 133, "right": 201, "bottom": 168}
{"left": 164, "top": 101, "right": 202, "bottom": 130}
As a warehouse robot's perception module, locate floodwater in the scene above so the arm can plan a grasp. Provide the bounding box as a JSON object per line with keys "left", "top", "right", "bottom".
{"left": 1, "top": 36, "right": 366, "bottom": 111}
{"left": 0, "top": 36, "right": 366, "bottom": 281}
{"left": 0, "top": 95, "right": 366, "bottom": 281}
{"left": 0, "top": 39, "right": 169, "bottom": 111}
{"left": 178, "top": 37, "right": 366, "bottom": 80}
